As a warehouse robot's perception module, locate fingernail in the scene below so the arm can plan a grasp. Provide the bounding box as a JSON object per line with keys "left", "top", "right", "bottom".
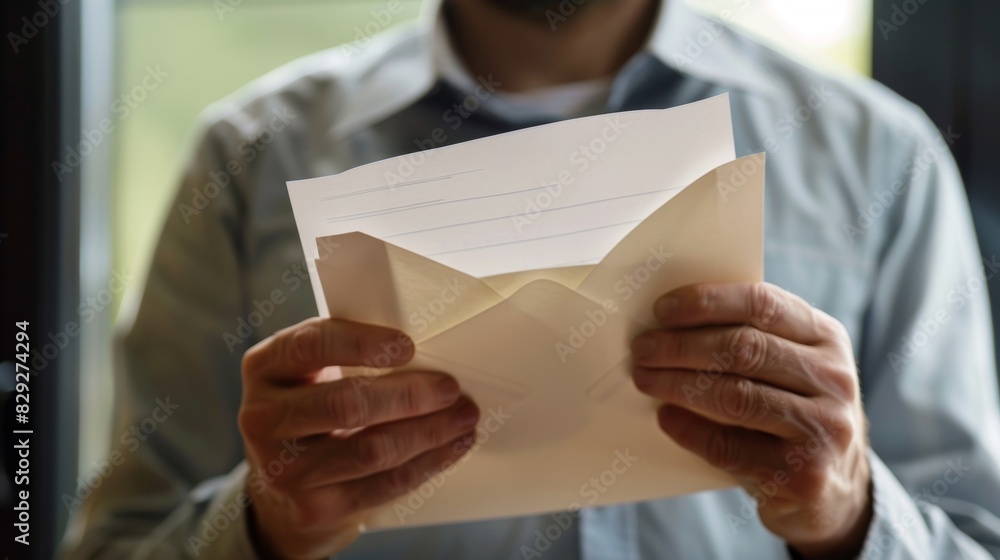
{"left": 632, "top": 334, "right": 657, "bottom": 361}
{"left": 455, "top": 400, "right": 480, "bottom": 428}
{"left": 436, "top": 377, "right": 461, "bottom": 403}
{"left": 655, "top": 296, "right": 680, "bottom": 320}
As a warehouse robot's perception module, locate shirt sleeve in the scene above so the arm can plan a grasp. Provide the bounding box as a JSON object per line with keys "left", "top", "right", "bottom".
{"left": 855, "top": 108, "right": 1000, "bottom": 558}
{"left": 860, "top": 452, "right": 995, "bottom": 559}
{"left": 58, "top": 117, "right": 262, "bottom": 559}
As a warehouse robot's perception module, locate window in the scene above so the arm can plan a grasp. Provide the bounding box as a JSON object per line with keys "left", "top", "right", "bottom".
{"left": 688, "top": 0, "right": 872, "bottom": 75}
{"left": 82, "top": 0, "right": 424, "bottom": 473}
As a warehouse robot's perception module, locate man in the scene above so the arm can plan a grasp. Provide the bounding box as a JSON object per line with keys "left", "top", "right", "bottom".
{"left": 62, "top": 0, "right": 1000, "bottom": 558}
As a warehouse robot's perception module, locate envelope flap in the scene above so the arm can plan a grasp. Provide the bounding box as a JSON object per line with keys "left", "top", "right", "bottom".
{"left": 419, "top": 279, "right": 643, "bottom": 397}
{"left": 578, "top": 153, "right": 766, "bottom": 331}
{"left": 314, "top": 232, "right": 504, "bottom": 341}
{"left": 480, "top": 265, "right": 595, "bottom": 296}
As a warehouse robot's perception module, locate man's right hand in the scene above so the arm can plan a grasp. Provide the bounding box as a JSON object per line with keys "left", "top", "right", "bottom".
{"left": 238, "top": 317, "right": 480, "bottom": 559}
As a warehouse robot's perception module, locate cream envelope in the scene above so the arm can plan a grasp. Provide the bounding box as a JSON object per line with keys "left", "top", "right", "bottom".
{"left": 310, "top": 154, "right": 765, "bottom": 530}
{"left": 286, "top": 95, "right": 765, "bottom": 529}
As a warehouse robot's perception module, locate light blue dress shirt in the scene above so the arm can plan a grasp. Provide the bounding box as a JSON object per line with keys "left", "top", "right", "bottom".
{"left": 61, "top": 0, "right": 1000, "bottom": 558}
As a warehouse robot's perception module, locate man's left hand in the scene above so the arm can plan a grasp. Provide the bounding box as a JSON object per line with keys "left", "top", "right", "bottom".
{"left": 631, "top": 282, "right": 872, "bottom": 559}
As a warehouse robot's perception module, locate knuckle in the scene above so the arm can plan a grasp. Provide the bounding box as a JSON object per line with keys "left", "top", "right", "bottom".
{"left": 823, "top": 361, "right": 859, "bottom": 400}
{"left": 328, "top": 383, "right": 370, "bottom": 428}
{"left": 240, "top": 342, "right": 270, "bottom": 379}
{"left": 717, "top": 376, "right": 757, "bottom": 421}
{"left": 833, "top": 319, "right": 851, "bottom": 342}
{"left": 817, "top": 404, "right": 855, "bottom": 447}
{"left": 729, "top": 327, "right": 767, "bottom": 374}
{"left": 749, "top": 283, "right": 782, "bottom": 330}
{"left": 237, "top": 404, "right": 274, "bottom": 440}
{"left": 816, "top": 311, "right": 849, "bottom": 343}
{"left": 355, "top": 431, "right": 397, "bottom": 472}
{"left": 287, "top": 323, "right": 323, "bottom": 367}
{"left": 705, "top": 429, "right": 741, "bottom": 472}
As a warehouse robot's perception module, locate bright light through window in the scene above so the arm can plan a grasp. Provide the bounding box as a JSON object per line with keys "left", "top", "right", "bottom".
{"left": 687, "top": 0, "right": 872, "bottom": 74}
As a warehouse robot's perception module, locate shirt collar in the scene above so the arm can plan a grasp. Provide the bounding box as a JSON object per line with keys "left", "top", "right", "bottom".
{"left": 646, "top": 0, "right": 779, "bottom": 96}
{"left": 332, "top": 0, "right": 776, "bottom": 139}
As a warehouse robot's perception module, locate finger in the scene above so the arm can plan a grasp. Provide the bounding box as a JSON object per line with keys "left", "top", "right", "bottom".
{"left": 274, "top": 371, "right": 464, "bottom": 437}
{"left": 333, "top": 432, "right": 478, "bottom": 521}
{"left": 632, "top": 326, "right": 822, "bottom": 395}
{"left": 299, "top": 397, "right": 480, "bottom": 488}
{"left": 243, "top": 317, "right": 414, "bottom": 384}
{"left": 274, "top": 433, "right": 476, "bottom": 534}
{"left": 653, "top": 283, "right": 838, "bottom": 345}
{"left": 657, "top": 405, "right": 786, "bottom": 478}
{"left": 633, "top": 368, "right": 813, "bottom": 438}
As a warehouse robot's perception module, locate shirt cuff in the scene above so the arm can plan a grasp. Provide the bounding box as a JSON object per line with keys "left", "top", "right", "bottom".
{"left": 189, "top": 461, "right": 261, "bottom": 559}
{"left": 857, "top": 449, "right": 928, "bottom": 560}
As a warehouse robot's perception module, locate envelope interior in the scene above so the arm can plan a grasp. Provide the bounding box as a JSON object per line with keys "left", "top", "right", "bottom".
{"left": 480, "top": 265, "right": 595, "bottom": 296}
